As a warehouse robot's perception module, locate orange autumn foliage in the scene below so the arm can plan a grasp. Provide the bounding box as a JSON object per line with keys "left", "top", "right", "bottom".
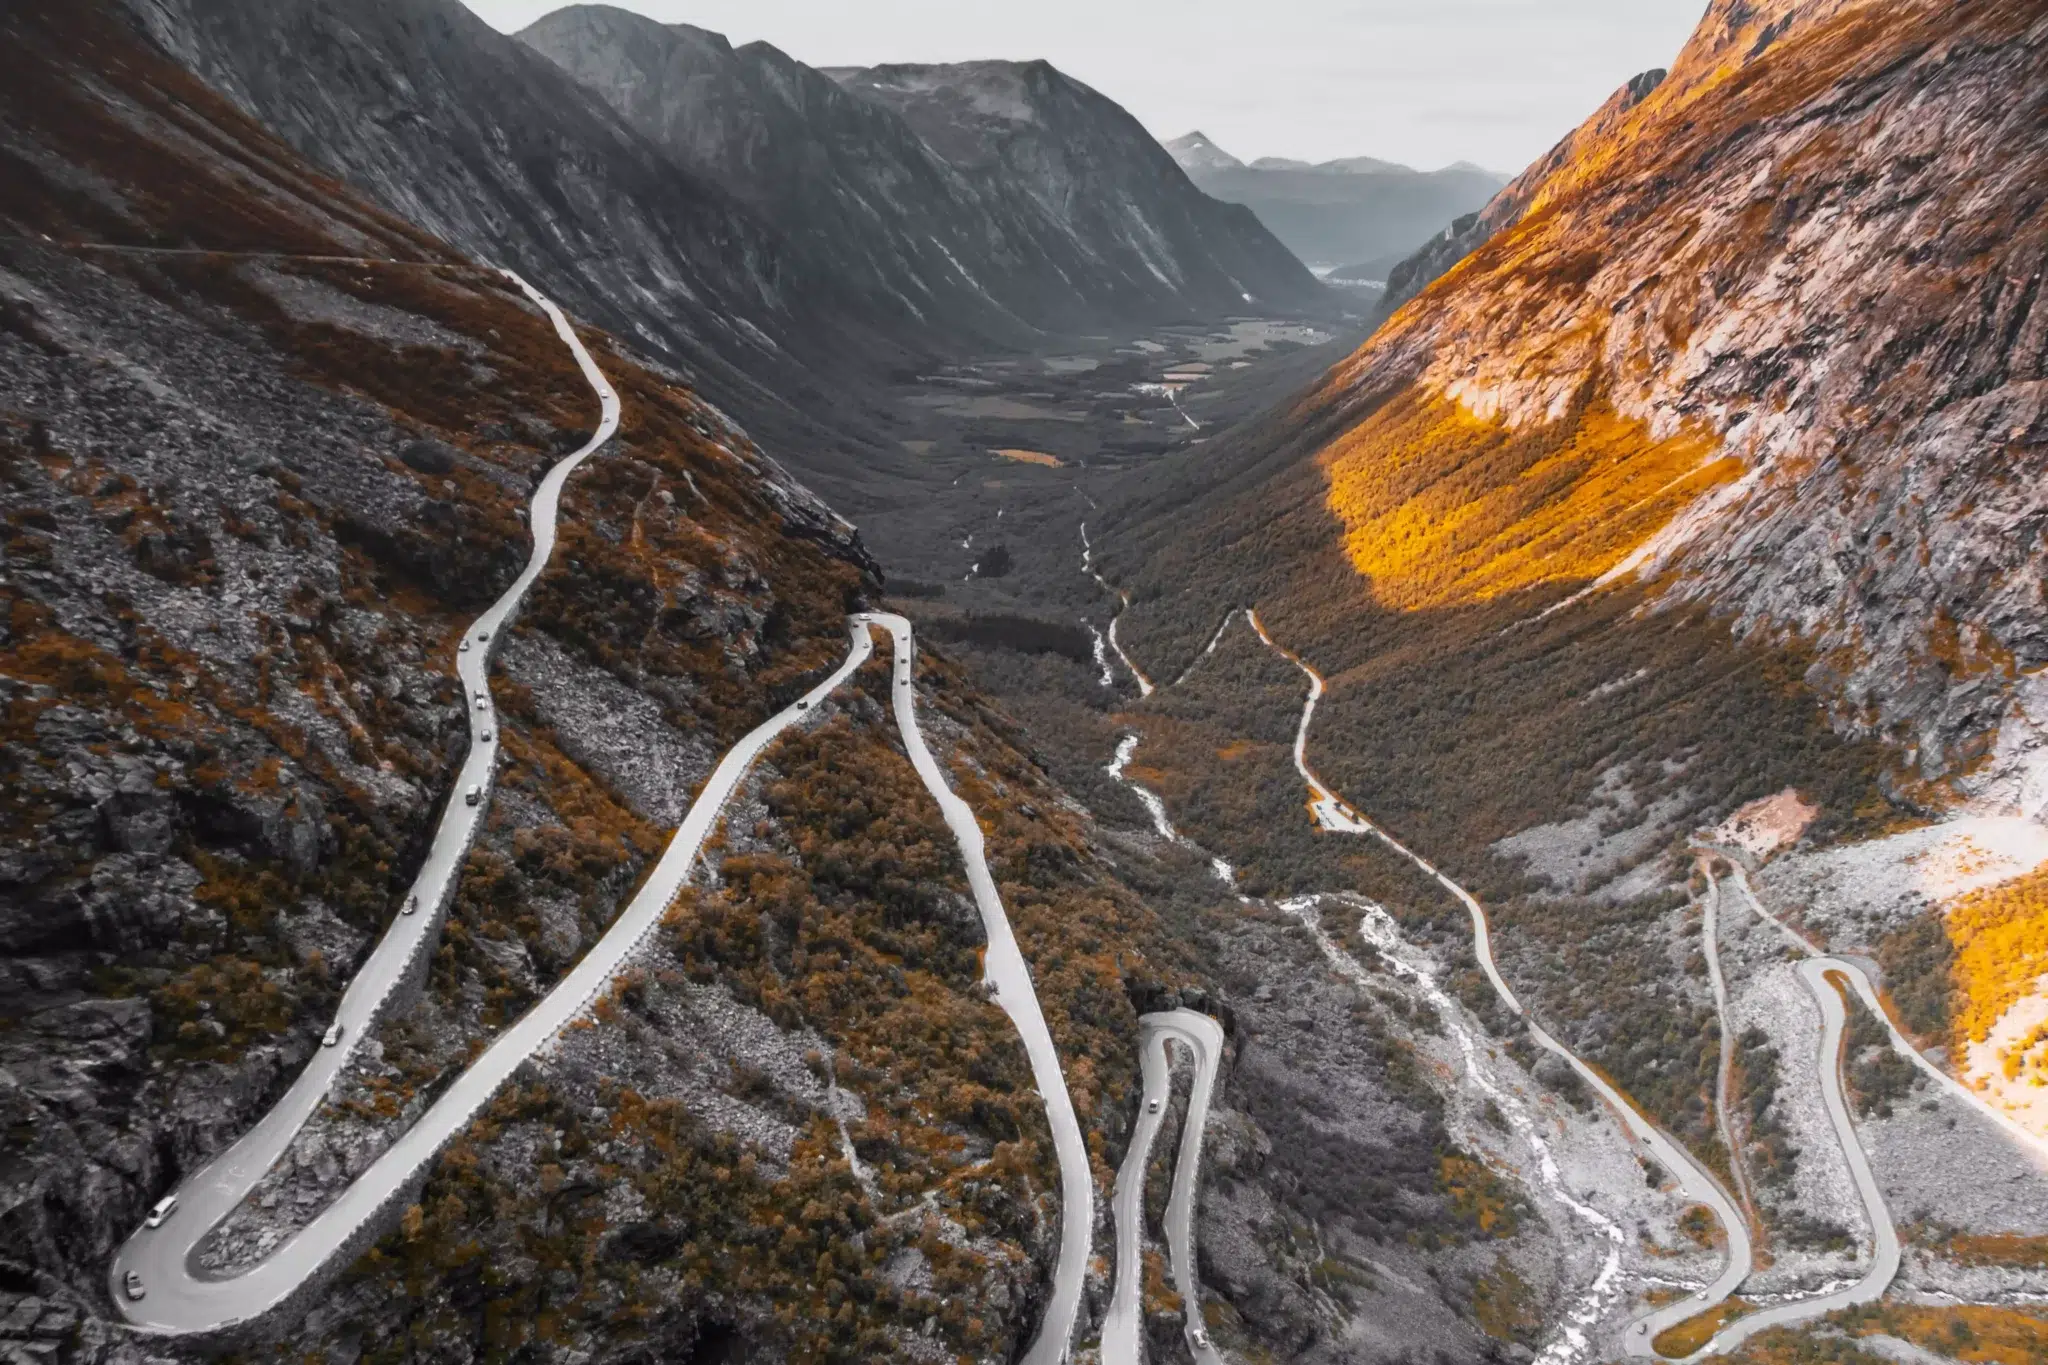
{"left": 1946, "top": 865, "right": 2048, "bottom": 1046}
{"left": 1318, "top": 383, "right": 1738, "bottom": 611}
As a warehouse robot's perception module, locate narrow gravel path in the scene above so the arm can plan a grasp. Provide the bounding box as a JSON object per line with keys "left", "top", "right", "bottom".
{"left": 1700, "top": 867, "right": 1759, "bottom": 1229}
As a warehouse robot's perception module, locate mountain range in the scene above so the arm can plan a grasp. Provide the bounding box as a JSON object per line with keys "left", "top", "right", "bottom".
{"left": 1101, "top": 0, "right": 2048, "bottom": 1216}
{"left": 1166, "top": 130, "right": 1506, "bottom": 275}
{"left": 119, "top": 0, "right": 1329, "bottom": 505}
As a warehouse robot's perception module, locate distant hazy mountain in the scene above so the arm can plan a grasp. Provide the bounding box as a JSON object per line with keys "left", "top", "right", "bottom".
{"left": 1164, "top": 129, "right": 1243, "bottom": 173}
{"left": 1166, "top": 130, "right": 1506, "bottom": 269}
{"left": 115, "top": 0, "right": 1331, "bottom": 505}
{"left": 828, "top": 60, "right": 1325, "bottom": 315}
{"left": 521, "top": 8, "right": 1328, "bottom": 338}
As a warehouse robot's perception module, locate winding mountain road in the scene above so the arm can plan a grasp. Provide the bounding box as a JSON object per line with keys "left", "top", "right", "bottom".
{"left": 1681, "top": 959, "right": 1900, "bottom": 1358}
{"left": 110, "top": 275, "right": 1090, "bottom": 1360}
{"left": 109, "top": 268, "right": 621, "bottom": 1334}
{"left": 1102, "top": 1010, "right": 1226, "bottom": 1365}
{"left": 1699, "top": 869, "right": 1758, "bottom": 1230}
{"left": 1237, "top": 611, "right": 1754, "bottom": 1359}
{"left": 876, "top": 613, "right": 1095, "bottom": 1365}
{"left": 1717, "top": 858, "right": 2048, "bottom": 1166}
{"left": 1091, "top": 587, "right": 2048, "bottom": 1357}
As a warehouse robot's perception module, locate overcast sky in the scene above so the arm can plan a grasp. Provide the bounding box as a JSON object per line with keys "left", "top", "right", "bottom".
{"left": 458, "top": 0, "right": 1707, "bottom": 173}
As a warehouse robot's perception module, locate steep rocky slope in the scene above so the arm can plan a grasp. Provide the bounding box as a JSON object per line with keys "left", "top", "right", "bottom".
{"left": 114, "top": 0, "right": 931, "bottom": 503}
{"left": 1117, "top": 0, "right": 2048, "bottom": 823}
{"left": 0, "top": 4, "right": 1186, "bottom": 1360}
{"left": 1380, "top": 68, "right": 1668, "bottom": 310}
{"left": 829, "top": 60, "right": 1329, "bottom": 318}
{"left": 1097, "top": 0, "right": 2047, "bottom": 1234}
{"left": 1167, "top": 131, "right": 1505, "bottom": 273}
{"left": 520, "top": 6, "right": 1329, "bottom": 342}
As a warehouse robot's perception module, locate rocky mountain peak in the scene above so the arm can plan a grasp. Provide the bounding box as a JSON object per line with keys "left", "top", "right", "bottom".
{"left": 1165, "top": 129, "right": 1245, "bottom": 173}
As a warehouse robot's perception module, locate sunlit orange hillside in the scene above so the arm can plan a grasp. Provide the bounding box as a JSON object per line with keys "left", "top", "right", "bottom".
{"left": 1307, "top": 0, "right": 2047, "bottom": 684}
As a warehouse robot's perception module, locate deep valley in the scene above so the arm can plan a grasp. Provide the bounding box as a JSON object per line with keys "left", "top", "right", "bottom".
{"left": 4, "top": 1, "right": 2048, "bottom": 1364}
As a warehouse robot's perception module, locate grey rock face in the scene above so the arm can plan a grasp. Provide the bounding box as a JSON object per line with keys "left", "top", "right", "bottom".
{"left": 519, "top": 7, "right": 1330, "bottom": 341}
{"left": 829, "top": 58, "right": 1331, "bottom": 318}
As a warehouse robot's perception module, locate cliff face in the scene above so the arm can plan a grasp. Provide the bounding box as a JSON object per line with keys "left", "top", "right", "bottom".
{"left": 521, "top": 6, "right": 1329, "bottom": 339}
{"left": 1294, "top": 0, "right": 2048, "bottom": 787}
{"left": 832, "top": 60, "right": 1330, "bottom": 318}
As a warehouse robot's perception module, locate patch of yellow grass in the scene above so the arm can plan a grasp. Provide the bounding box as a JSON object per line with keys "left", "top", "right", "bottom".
{"left": 1653, "top": 1299, "right": 1752, "bottom": 1358}
{"left": 990, "top": 448, "right": 1062, "bottom": 467}
{"left": 1318, "top": 384, "right": 1738, "bottom": 611}
{"left": 1850, "top": 1304, "right": 2048, "bottom": 1365}
{"left": 1947, "top": 865, "right": 2048, "bottom": 1046}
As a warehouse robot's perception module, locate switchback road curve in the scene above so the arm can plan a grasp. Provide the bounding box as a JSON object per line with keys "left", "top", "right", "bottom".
{"left": 109, "top": 268, "right": 621, "bottom": 1335}
{"left": 1102, "top": 1010, "right": 1226, "bottom": 1365}
{"left": 110, "top": 274, "right": 1090, "bottom": 1360}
